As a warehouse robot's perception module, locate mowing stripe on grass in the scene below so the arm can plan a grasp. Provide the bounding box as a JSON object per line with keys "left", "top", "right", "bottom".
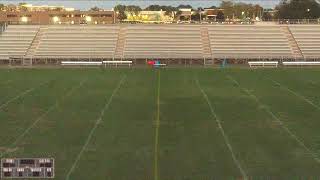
{"left": 195, "top": 76, "right": 248, "bottom": 179}
{"left": 0, "top": 79, "right": 12, "bottom": 85}
{"left": 226, "top": 75, "right": 320, "bottom": 164}
{"left": 0, "top": 78, "right": 88, "bottom": 159}
{"left": 267, "top": 77, "right": 320, "bottom": 111}
{"left": 154, "top": 70, "right": 161, "bottom": 180}
{"left": 0, "top": 79, "right": 53, "bottom": 110}
{"left": 65, "top": 74, "right": 127, "bottom": 180}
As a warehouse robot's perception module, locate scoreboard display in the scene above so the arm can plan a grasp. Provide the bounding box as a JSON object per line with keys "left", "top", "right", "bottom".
{"left": 1, "top": 158, "right": 54, "bottom": 178}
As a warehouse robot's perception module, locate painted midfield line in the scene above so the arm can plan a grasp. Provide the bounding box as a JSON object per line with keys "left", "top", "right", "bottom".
{"left": 195, "top": 76, "right": 248, "bottom": 179}
{"left": 154, "top": 70, "right": 161, "bottom": 180}
{"left": 267, "top": 77, "right": 320, "bottom": 111}
{"left": 65, "top": 74, "right": 127, "bottom": 180}
{"left": 0, "top": 78, "right": 88, "bottom": 159}
{"left": 226, "top": 75, "right": 320, "bottom": 164}
{"left": 0, "top": 79, "right": 53, "bottom": 110}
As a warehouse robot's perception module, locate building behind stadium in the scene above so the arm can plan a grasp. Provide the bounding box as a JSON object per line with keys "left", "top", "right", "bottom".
{"left": 0, "top": 4, "right": 116, "bottom": 25}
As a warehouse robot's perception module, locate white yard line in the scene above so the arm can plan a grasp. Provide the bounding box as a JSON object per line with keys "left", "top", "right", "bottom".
{"left": 0, "top": 79, "right": 53, "bottom": 110}
{"left": 0, "top": 78, "right": 88, "bottom": 159}
{"left": 226, "top": 75, "right": 320, "bottom": 164}
{"left": 65, "top": 74, "right": 126, "bottom": 180}
{"left": 195, "top": 77, "right": 248, "bottom": 179}
{"left": 267, "top": 77, "right": 320, "bottom": 111}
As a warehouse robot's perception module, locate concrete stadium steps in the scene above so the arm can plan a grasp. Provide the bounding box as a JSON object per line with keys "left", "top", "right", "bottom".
{"left": 34, "top": 25, "right": 119, "bottom": 58}
{"left": 124, "top": 25, "right": 203, "bottom": 59}
{"left": 289, "top": 25, "right": 320, "bottom": 59}
{"left": 0, "top": 25, "right": 39, "bottom": 59}
{"left": 208, "top": 25, "right": 294, "bottom": 59}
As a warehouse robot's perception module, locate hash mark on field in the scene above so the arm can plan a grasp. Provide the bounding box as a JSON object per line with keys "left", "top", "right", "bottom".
{"left": 0, "top": 78, "right": 88, "bottom": 159}
{"left": 0, "top": 79, "right": 53, "bottom": 110}
{"left": 267, "top": 77, "right": 320, "bottom": 111}
{"left": 195, "top": 76, "right": 248, "bottom": 179}
{"left": 65, "top": 74, "right": 126, "bottom": 180}
{"left": 154, "top": 70, "right": 161, "bottom": 180}
{"left": 226, "top": 75, "right": 320, "bottom": 164}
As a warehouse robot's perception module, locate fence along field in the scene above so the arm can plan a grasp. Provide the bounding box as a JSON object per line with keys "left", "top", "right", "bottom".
{"left": 1, "top": 68, "right": 320, "bottom": 179}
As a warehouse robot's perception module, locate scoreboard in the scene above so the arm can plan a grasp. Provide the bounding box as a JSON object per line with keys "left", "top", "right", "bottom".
{"left": 1, "top": 158, "right": 54, "bottom": 178}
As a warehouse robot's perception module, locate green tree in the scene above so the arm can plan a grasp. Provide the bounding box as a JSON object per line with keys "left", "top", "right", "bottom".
{"left": 177, "top": 4, "right": 193, "bottom": 9}
{"left": 0, "top": 4, "right": 5, "bottom": 11}
{"left": 275, "top": 0, "right": 320, "bottom": 19}
{"left": 262, "top": 11, "right": 273, "bottom": 21}
{"left": 90, "top": 6, "right": 101, "bottom": 11}
{"left": 219, "top": 0, "right": 263, "bottom": 19}
{"left": 18, "top": 2, "right": 28, "bottom": 11}
{"left": 114, "top": 4, "right": 127, "bottom": 21}
{"left": 144, "top": 5, "right": 162, "bottom": 11}
{"left": 126, "top": 5, "right": 142, "bottom": 17}
{"left": 216, "top": 11, "right": 225, "bottom": 22}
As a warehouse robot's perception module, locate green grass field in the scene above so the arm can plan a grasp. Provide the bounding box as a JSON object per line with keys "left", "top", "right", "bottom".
{"left": 1, "top": 68, "right": 320, "bottom": 179}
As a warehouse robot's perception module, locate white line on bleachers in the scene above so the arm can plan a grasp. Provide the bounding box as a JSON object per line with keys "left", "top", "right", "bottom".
{"left": 248, "top": 61, "right": 278, "bottom": 68}
{"left": 61, "top": 61, "right": 102, "bottom": 66}
{"left": 226, "top": 75, "right": 320, "bottom": 164}
{"left": 195, "top": 77, "right": 248, "bottom": 179}
{"left": 283, "top": 61, "right": 320, "bottom": 66}
{"left": 65, "top": 74, "right": 126, "bottom": 180}
{"left": 102, "top": 61, "right": 132, "bottom": 66}
{"left": 0, "top": 78, "right": 88, "bottom": 159}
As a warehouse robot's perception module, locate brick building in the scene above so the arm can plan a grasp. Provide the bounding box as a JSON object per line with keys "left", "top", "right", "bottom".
{"left": 0, "top": 4, "right": 115, "bottom": 25}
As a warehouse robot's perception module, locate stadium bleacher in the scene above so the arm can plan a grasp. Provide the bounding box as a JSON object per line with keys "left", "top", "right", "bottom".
{"left": 0, "top": 25, "right": 39, "bottom": 60}
{"left": 207, "top": 25, "right": 294, "bottom": 59}
{"left": 124, "top": 25, "right": 203, "bottom": 59}
{"left": 289, "top": 25, "right": 320, "bottom": 59}
{"left": 0, "top": 24, "right": 320, "bottom": 65}
{"left": 32, "top": 25, "right": 119, "bottom": 59}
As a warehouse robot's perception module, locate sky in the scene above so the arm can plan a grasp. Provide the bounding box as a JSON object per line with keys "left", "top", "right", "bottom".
{"left": 0, "top": 0, "right": 282, "bottom": 9}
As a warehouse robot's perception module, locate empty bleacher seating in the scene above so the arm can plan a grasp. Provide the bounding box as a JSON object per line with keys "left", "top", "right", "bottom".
{"left": 33, "top": 25, "right": 119, "bottom": 59}
{"left": 0, "top": 25, "right": 39, "bottom": 60}
{"left": 289, "top": 25, "right": 320, "bottom": 59}
{"left": 207, "top": 25, "right": 294, "bottom": 59}
{"left": 124, "top": 25, "right": 203, "bottom": 59}
{"left": 0, "top": 24, "right": 320, "bottom": 63}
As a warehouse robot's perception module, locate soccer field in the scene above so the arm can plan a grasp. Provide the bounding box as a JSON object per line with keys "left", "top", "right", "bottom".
{"left": 1, "top": 68, "right": 320, "bottom": 179}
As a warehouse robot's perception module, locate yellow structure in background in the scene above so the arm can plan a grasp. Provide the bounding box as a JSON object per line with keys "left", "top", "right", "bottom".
{"left": 126, "top": 10, "right": 173, "bottom": 23}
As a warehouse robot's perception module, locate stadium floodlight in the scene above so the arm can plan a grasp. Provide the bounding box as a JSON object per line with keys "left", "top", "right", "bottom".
{"left": 53, "top": 16, "right": 59, "bottom": 23}
{"left": 21, "top": 16, "right": 28, "bottom": 22}
{"left": 86, "top": 16, "right": 92, "bottom": 22}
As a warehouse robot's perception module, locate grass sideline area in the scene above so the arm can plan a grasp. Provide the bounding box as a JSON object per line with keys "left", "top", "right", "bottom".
{"left": 1, "top": 68, "right": 320, "bottom": 179}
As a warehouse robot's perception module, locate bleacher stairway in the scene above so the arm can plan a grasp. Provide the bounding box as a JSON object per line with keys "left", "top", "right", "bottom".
{"left": 280, "top": 26, "right": 304, "bottom": 60}
{"left": 24, "top": 26, "right": 48, "bottom": 65}
{"left": 114, "top": 26, "right": 127, "bottom": 59}
{"left": 200, "top": 27, "right": 213, "bottom": 64}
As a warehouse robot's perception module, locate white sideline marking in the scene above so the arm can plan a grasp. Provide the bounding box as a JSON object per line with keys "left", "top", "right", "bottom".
{"left": 65, "top": 74, "right": 126, "bottom": 180}
{"left": 267, "top": 77, "right": 320, "bottom": 111}
{"left": 0, "top": 78, "right": 88, "bottom": 159}
{"left": 0, "top": 79, "right": 53, "bottom": 110}
{"left": 195, "top": 77, "right": 248, "bottom": 179}
{"left": 226, "top": 75, "right": 320, "bottom": 164}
